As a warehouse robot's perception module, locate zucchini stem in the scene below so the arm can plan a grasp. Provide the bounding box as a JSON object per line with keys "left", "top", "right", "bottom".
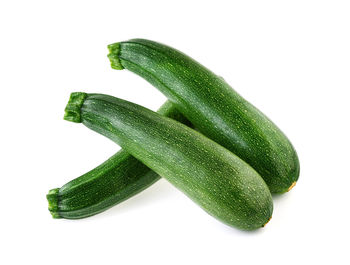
{"left": 107, "top": 43, "right": 124, "bottom": 70}
{"left": 63, "top": 92, "right": 87, "bottom": 123}
{"left": 46, "top": 188, "right": 61, "bottom": 218}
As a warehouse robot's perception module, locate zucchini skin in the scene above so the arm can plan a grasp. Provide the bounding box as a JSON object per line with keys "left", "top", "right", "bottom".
{"left": 47, "top": 101, "right": 191, "bottom": 219}
{"left": 64, "top": 92, "right": 273, "bottom": 230}
{"left": 108, "top": 39, "right": 300, "bottom": 193}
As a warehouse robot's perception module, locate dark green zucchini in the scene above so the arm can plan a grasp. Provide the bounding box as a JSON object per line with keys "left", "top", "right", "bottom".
{"left": 47, "top": 101, "right": 191, "bottom": 219}
{"left": 108, "top": 39, "right": 300, "bottom": 193}
{"left": 63, "top": 92, "right": 273, "bottom": 230}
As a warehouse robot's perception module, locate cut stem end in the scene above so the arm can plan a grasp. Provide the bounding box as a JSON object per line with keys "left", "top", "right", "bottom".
{"left": 47, "top": 188, "right": 61, "bottom": 219}
{"left": 107, "top": 43, "right": 124, "bottom": 70}
{"left": 63, "top": 92, "right": 87, "bottom": 123}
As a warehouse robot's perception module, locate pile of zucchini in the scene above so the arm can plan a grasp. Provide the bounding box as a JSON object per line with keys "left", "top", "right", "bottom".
{"left": 47, "top": 39, "right": 299, "bottom": 230}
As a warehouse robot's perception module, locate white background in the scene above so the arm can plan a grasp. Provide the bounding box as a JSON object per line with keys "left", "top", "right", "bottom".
{"left": 1, "top": 1, "right": 349, "bottom": 264}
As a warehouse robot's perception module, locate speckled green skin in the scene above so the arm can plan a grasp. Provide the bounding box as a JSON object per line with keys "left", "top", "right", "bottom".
{"left": 64, "top": 92, "right": 273, "bottom": 230}
{"left": 108, "top": 39, "right": 300, "bottom": 193}
{"left": 47, "top": 101, "right": 191, "bottom": 219}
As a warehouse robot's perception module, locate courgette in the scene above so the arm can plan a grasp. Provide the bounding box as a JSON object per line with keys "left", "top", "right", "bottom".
{"left": 108, "top": 39, "right": 300, "bottom": 193}
{"left": 64, "top": 92, "right": 273, "bottom": 230}
{"left": 47, "top": 101, "right": 191, "bottom": 219}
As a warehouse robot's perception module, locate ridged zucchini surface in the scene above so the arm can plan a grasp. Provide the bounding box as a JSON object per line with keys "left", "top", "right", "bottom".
{"left": 63, "top": 92, "right": 273, "bottom": 230}
{"left": 108, "top": 39, "right": 299, "bottom": 193}
{"left": 47, "top": 101, "right": 191, "bottom": 219}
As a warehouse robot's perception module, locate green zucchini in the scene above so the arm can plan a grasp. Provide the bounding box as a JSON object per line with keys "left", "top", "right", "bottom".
{"left": 64, "top": 92, "right": 273, "bottom": 230}
{"left": 108, "top": 39, "right": 300, "bottom": 193}
{"left": 47, "top": 101, "right": 191, "bottom": 219}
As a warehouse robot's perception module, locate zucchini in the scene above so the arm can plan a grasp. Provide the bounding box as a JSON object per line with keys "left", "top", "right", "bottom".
{"left": 63, "top": 92, "right": 273, "bottom": 230}
{"left": 108, "top": 39, "right": 300, "bottom": 193}
{"left": 47, "top": 101, "right": 191, "bottom": 219}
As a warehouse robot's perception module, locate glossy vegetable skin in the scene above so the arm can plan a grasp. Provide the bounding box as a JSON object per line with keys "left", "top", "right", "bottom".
{"left": 47, "top": 101, "right": 191, "bottom": 219}
{"left": 108, "top": 39, "right": 299, "bottom": 193}
{"left": 63, "top": 92, "right": 273, "bottom": 230}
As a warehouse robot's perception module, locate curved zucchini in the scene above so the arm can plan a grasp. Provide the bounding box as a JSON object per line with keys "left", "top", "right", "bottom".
{"left": 108, "top": 39, "right": 300, "bottom": 193}
{"left": 47, "top": 101, "right": 191, "bottom": 219}
{"left": 64, "top": 92, "right": 273, "bottom": 230}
